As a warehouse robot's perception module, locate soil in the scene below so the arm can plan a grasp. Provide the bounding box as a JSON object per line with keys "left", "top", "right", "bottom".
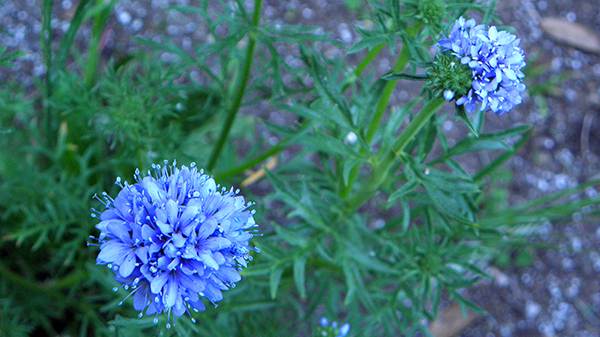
{"left": 2, "top": 0, "right": 600, "bottom": 336}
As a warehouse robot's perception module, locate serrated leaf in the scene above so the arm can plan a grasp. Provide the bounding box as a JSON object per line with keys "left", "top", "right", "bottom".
{"left": 348, "top": 26, "right": 395, "bottom": 54}
{"left": 264, "top": 169, "right": 331, "bottom": 232}
{"left": 293, "top": 257, "right": 307, "bottom": 299}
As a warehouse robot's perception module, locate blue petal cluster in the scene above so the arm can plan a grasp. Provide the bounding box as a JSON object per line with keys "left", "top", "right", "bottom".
{"left": 92, "top": 161, "right": 258, "bottom": 327}
{"left": 319, "top": 317, "right": 351, "bottom": 337}
{"left": 438, "top": 17, "right": 526, "bottom": 115}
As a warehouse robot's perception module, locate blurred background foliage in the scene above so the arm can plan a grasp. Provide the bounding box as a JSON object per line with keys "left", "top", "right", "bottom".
{"left": 0, "top": 0, "right": 599, "bottom": 336}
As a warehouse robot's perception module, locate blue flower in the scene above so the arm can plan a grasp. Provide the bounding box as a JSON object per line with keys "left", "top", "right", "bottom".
{"left": 438, "top": 17, "right": 526, "bottom": 115}
{"left": 91, "top": 160, "right": 258, "bottom": 328}
{"left": 318, "top": 317, "right": 350, "bottom": 337}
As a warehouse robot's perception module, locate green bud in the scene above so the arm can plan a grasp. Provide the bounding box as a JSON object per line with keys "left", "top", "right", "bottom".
{"left": 425, "top": 52, "right": 473, "bottom": 100}
{"left": 415, "top": 0, "right": 446, "bottom": 27}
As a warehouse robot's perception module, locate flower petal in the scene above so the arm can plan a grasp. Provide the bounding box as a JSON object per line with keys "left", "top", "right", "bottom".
{"left": 119, "top": 252, "right": 137, "bottom": 277}
{"left": 150, "top": 272, "right": 169, "bottom": 294}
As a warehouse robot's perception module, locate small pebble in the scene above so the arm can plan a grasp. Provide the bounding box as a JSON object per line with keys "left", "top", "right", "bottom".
{"left": 118, "top": 11, "right": 132, "bottom": 25}
{"left": 131, "top": 19, "right": 144, "bottom": 32}
{"left": 526, "top": 301, "right": 541, "bottom": 319}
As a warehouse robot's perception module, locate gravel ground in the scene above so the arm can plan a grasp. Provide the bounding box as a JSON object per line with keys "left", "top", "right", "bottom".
{"left": 2, "top": 1, "right": 600, "bottom": 336}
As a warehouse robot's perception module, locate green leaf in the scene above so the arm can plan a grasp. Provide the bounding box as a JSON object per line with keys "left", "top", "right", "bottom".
{"left": 293, "top": 257, "right": 307, "bottom": 299}
{"left": 300, "top": 46, "right": 353, "bottom": 125}
{"left": 301, "top": 132, "right": 366, "bottom": 161}
{"left": 382, "top": 72, "right": 428, "bottom": 81}
{"left": 272, "top": 223, "right": 308, "bottom": 247}
{"left": 56, "top": 0, "right": 92, "bottom": 68}
{"left": 424, "top": 184, "right": 477, "bottom": 226}
{"left": 388, "top": 180, "right": 419, "bottom": 203}
{"left": 450, "top": 289, "right": 487, "bottom": 316}
{"left": 401, "top": 199, "right": 411, "bottom": 231}
{"left": 0, "top": 49, "right": 27, "bottom": 67}
{"left": 109, "top": 315, "right": 157, "bottom": 328}
{"left": 434, "top": 125, "right": 531, "bottom": 164}
{"left": 222, "top": 300, "right": 277, "bottom": 312}
{"left": 347, "top": 26, "right": 396, "bottom": 54}
{"left": 342, "top": 262, "right": 357, "bottom": 305}
{"left": 269, "top": 266, "right": 285, "bottom": 299}
{"left": 264, "top": 169, "right": 331, "bottom": 232}
{"left": 417, "top": 115, "right": 438, "bottom": 160}
{"left": 274, "top": 100, "right": 353, "bottom": 131}
{"left": 342, "top": 158, "right": 361, "bottom": 186}
{"left": 455, "top": 104, "right": 479, "bottom": 137}
{"left": 382, "top": 97, "right": 421, "bottom": 141}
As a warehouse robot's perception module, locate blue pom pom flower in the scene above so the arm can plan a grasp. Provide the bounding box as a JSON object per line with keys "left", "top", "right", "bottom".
{"left": 91, "top": 161, "right": 258, "bottom": 328}
{"left": 437, "top": 17, "right": 526, "bottom": 115}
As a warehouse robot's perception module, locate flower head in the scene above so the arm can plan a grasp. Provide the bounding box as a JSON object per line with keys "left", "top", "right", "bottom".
{"left": 91, "top": 160, "right": 258, "bottom": 328}
{"left": 437, "top": 17, "right": 526, "bottom": 115}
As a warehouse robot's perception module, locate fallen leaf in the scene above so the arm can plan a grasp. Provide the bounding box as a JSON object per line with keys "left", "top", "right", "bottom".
{"left": 429, "top": 301, "right": 481, "bottom": 337}
{"left": 539, "top": 17, "right": 600, "bottom": 54}
{"left": 241, "top": 156, "right": 279, "bottom": 187}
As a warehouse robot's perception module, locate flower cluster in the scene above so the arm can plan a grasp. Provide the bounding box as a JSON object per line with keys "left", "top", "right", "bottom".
{"left": 315, "top": 317, "right": 350, "bottom": 337}
{"left": 438, "top": 17, "right": 526, "bottom": 115}
{"left": 91, "top": 161, "right": 258, "bottom": 328}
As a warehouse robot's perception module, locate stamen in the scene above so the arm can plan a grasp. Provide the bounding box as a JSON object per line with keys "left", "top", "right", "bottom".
{"left": 118, "top": 287, "right": 141, "bottom": 306}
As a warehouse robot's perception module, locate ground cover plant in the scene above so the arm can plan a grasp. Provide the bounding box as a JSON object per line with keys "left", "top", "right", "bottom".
{"left": 1, "top": 0, "right": 599, "bottom": 336}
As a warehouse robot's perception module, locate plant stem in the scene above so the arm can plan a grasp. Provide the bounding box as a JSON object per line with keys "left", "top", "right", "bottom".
{"left": 207, "top": 0, "right": 263, "bottom": 172}
{"left": 365, "top": 46, "right": 410, "bottom": 144}
{"left": 391, "top": 97, "right": 445, "bottom": 156}
{"left": 340, "top": 42, "right": 410, "bottom": 199}
{"left": 214, "top": 121, "right": 311, "bottom": 181}
{"left": 0, "top": 261, "right": 47, "bottom": 293}
{"left": 345, "top": 97, "right": 446, "bottom": 213}
{"left": 216, "top": 31, "right": 383, "bottom": 181}
{"left": 341, "top": 42, "right": 385, "bottom": 92}
{"left": 41, "top": 0, "right": 55, "bottom": 147}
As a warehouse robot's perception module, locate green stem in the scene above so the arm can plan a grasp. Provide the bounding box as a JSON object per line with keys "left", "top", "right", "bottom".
{"left": 0, "top": 261, "right": 47, "bottom": 293}
{"left": 340, "top": 41, "right": 410, "bottom": 199}
{"left": 345, "top": 97, "right": 446, "bottom": 213}
{"left": 341, "top": 42, "right": 385, "bottom": 92}
{"left": 365, "top": 47, "right": 410, "bottom": 143}
{"left": 214, "top": 139, "right": 284, "bottom": 181}
{"left": 355, "top": 43, "right": 385, "bottom": 77}
{"left": 215, "top": 34, "right": 384, "bottom": 182}
{"left": 41, "top": 0, "right": 55, "bottom": 147}
{"left": 207, "top": 0, "right": 263, "bottom": 172}
{"left": 84, "top": 0, "right": 114, "bottom": 87}
{"left": 214, "top": 121, "right": 311, "bottom": 181}
{"left": 391, "top": 97, "right": 445, "bottom": 156}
